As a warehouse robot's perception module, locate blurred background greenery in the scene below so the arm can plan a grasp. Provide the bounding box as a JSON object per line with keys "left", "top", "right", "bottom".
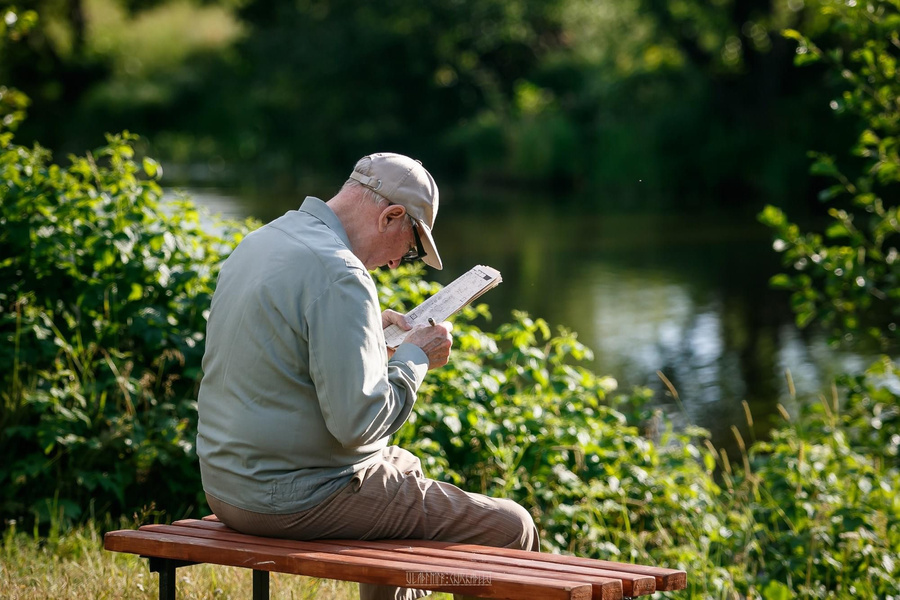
{"left": 5, "top": 0, "right": 856, "bottom": 206}
{"left": 0, "top": 0, "right": 891, "bottom": 454}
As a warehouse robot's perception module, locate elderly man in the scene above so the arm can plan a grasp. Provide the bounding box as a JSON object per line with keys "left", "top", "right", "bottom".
{"left": 196, "top": 153, "right": 538, "bottom": 600}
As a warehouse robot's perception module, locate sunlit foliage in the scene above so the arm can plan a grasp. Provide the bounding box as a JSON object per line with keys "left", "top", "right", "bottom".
{"left": 761, "top": 0, "right": 900, "bottom": 352}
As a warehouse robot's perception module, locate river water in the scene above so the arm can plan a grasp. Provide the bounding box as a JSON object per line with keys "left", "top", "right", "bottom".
{"left": 184, "top": 186, "right": 873, "bottom": 455}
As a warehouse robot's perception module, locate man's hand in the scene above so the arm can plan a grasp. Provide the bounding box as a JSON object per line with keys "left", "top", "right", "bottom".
{"left": 402, "top": 321, "right": 453, "bottom": 370}
{"left": 382, "top": 309, "right": 410, "bottom": 331}
{"left": 382, "top": 310, "right": 410, "bottom": 358}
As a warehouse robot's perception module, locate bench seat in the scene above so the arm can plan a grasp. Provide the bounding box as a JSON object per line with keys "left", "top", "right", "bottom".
{"left": 104, "top": 517, "right": 686, "bottom": 599}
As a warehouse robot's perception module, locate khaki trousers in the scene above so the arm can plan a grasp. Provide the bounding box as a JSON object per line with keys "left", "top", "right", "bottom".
{"left": 206, "top": 446, "right": 540, "bottom": 600}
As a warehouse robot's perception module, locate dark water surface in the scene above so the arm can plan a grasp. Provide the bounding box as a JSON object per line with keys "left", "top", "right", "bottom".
{"left": 184, "top": 187, "right": 872, "bottom": 455}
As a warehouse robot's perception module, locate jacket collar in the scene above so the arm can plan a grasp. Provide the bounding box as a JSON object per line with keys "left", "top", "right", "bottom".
{"left": 298, "top": 196, "right": 352, "bottom": 250}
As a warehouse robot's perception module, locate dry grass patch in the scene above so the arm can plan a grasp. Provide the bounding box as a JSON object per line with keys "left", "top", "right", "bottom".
{"left": 1, "top": 522, "right": 456, "bottom": 600}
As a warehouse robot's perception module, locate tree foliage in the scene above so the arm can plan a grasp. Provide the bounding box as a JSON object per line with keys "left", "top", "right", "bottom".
{"left": 0, "top": 0, "right": 855, "bottom": 208}
{"left": 0, "top": 4, "right": 36, "bottom": 133}
{"left": 760, "top": 0, "right": 900, "bottom": 352}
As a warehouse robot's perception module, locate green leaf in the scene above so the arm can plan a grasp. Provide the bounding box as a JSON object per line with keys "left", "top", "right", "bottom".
{"left": 128, "top": 283, "right": 143, "bottom": 301}
{"left": 758, "top": 205, "right": 787, "bottom": 227}
{"left": 858, "top": 129, "right": 880, "bottom": 147}
{"left": 770, "top": 274, "right": 792, "bottom": 288}
{"left": 873, "top": 160, "right": 899, "bottom": 185}
{"left": 818, "top": 185, "right": 845, "bottom": 202}
{"left": 810, "top": 156, "right": 841, "bottom": 178}
{"left": 825, "top": 222, "right": 850, "bottom": 238}
{"left": 142, "top": 157, "right": 162, "bottom": 179}
{"left": 794, "top": 52, "right": 820, "bottom": 67}
{"left": 796, "top": 309, "right": 816, "bottom": 329}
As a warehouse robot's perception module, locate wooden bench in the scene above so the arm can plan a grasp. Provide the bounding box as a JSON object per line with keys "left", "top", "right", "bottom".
{"left": 104, "top": 516, "right": 686, "bottom": 599}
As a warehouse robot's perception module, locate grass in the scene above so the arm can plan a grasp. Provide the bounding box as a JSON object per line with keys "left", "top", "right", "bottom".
{"left": 0, "top": 521, "right": 458, "bottom": 600}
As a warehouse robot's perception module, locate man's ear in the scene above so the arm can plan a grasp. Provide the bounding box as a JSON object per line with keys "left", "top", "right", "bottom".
{"left": 378, "top": 204, "right": 407, "bottom": 232}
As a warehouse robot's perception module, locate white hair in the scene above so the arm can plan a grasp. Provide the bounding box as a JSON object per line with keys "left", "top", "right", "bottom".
{"left": 341, "top": 158, "right": 412, "bottom": 230}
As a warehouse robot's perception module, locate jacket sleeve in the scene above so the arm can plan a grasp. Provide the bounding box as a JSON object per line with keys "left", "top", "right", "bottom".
{"left": 306, "top": 268, "right": 429, "bottom": 448}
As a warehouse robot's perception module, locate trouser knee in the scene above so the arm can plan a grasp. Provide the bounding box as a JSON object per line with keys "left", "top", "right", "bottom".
{"left": 497, "top": 498, "right": 539, "bottom": 551}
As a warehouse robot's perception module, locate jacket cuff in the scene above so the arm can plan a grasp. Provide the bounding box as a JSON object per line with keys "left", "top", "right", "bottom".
{"left": 390, "top": 343, "right": 430, "bottom": 385}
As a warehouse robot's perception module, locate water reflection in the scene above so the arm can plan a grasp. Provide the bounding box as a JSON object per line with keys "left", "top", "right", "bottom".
{"left": 177, "top": 187, "right": 879, "bottom": 456}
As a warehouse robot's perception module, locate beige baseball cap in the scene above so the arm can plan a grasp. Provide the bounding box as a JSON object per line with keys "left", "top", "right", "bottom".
{"left": 348, "top": 152, "right": 443, "bottom": 270}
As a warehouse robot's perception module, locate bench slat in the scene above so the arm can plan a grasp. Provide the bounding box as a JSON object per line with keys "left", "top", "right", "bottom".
{"left": 333, "top": 540, "right": 645, "bottom": 598}
{"left": 373, "top": 539, "right": 687, "bottom": 592}
{"left": 156, "top": 523, "right": 625, "bottom": 600}
{"left": 194, "top": 517, "right": 684, "bottom": 593}
{"left": 105, "top": 529, "right": 593, "bottom": 600}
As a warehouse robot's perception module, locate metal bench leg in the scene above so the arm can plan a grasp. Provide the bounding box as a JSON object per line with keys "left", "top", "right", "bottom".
{"left": 148, "top": 557, "right": 177, "bottom": 600}
{"left": 253, "top": 569, "right": 270, "bottom": 600}
{"left": 148, "top": 557, "right": 195, "bottom": 600}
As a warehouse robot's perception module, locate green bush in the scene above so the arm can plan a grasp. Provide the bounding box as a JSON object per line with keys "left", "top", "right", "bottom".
{"left": 0, "top": 130, "right": 254, "bottom": 527}
{"left": 740, "top": 360, "right": 900, "bottom": 599}
{"left": 381, "top": 274, "right": 744, "bottom": 597}
{"left": 382, "top": 274, "right": 900, "bottom": 598}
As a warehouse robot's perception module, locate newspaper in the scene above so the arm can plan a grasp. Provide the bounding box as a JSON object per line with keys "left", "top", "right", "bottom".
{"left": 383, "top": 264, "right": 502, "bottom": 348}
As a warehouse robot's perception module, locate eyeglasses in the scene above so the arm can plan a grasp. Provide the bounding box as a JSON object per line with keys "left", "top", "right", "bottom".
{"left": 401, "top": 218, "right": 426, "bottom": 263}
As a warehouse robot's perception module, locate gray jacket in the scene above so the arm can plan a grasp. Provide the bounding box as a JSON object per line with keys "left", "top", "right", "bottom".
{"left": 197, "top": 197, "right": 428, "bottom": 513}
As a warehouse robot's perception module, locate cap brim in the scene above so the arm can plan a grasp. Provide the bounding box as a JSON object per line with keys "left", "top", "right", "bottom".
{"left": 414, "top": 220, "right": 442, "bottom": 270}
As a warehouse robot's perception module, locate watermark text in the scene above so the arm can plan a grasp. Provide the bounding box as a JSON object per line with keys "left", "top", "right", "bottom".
{"left": 405, "top": 571, "right": 492, "bottom": 587}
